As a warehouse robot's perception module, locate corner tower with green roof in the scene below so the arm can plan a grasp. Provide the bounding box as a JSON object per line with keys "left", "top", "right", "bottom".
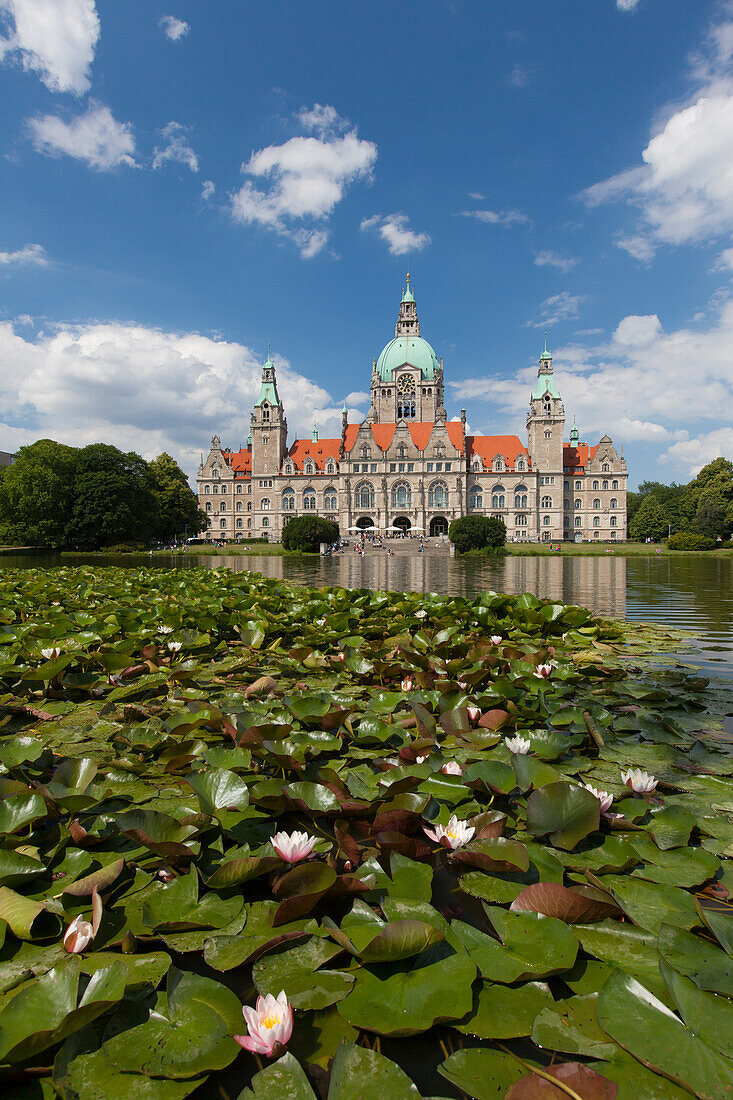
{"left": 369, "top": 276, "right": 445, "bottom": 424}
{"left": 250, "top": 349, "right": 288, "bottom": 505}
{"left": 526, "top": 333, "right": 565, "bottom": 541}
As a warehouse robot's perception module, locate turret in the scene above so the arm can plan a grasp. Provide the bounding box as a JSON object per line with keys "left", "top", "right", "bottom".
{"left": 251, "top": 347, "right": 287, "bottom": 477}
{"left": 526, "top": 333, "right": 565, "bottom": 473}
{"left": 395, "top": 273, "right": 420, "bottom": 336}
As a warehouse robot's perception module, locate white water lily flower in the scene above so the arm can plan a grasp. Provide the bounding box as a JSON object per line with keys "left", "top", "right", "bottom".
{"left": 401, "top": 677, "right": 414, "bottom": 691}
{"left": 63, "top": 915, "right": 94, "bottom": 954}
{"left": 315, "top": 618, "right": 326, "bottom": 626}
{"left": 534, "top": 663, "right": 553, "bottom": 679}
{"left": 41, "top": 647, "right": 61, "bottom": 660}
{"left": 234, "top": 990, "right": 293, "bottom": 1056}
{"left": 158, "top": 625, "right": 174, "bottom": 634}
{"left": 415, "top": 754, "right": 428, "bottom": 764}
{"left": 441, "top": 761, "right": 463, "bottom": 776}
{"left": 457, "top": 678, "right": 470, "bottom": 692}
{"left": 505, "top": 735, "right": 531, "bottom": 755}
{"left": 490, "top": 635, "right": 503, "bottom": 645}
{"left": 271, "top": 830, "right": 317, "bottom": 863}
{"left": 423, "top": 814, "right": 475, "bottom": 849}
{"left": 167, "top": 640, "right": 182, "bottom": 652}
{"left": 621, "top": 768, "right": 658, "bottom": 794}
{"left": 415, "top": 609, "right": 427, "bottom": 619}
{"left": 467, "top": 706, "right": 481, "bottom": 723}
{"left": 583, "top": 783, "right": 614, "bottom": 813}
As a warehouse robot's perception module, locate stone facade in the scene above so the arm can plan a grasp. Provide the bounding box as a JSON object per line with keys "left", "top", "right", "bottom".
{"left": 197, "top": 281, "right": 628, "bottom": 542}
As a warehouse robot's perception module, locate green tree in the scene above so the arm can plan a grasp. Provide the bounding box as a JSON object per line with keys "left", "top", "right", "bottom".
{"left": 66, "top": 444, "right": 158, "bottom": 549}
{"left": 149, "top": 453, "right": 207, "bottom": 543}
{"left": 449, "top": 515, "right": 506, "bottom": 553}
{"left": 0, "top": 440, "right": 78, "bottom": 549}
{"left": 282, "top": 515, "right": 339, "bottom": 552}
{"left": 628, "top": 495, "right": 668, "bottom": 541}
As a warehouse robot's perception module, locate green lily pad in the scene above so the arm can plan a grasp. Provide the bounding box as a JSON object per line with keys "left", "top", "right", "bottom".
{"left": 253, "top": 936, "right": 354, "bottom": 1010}
{"left": 526, "top": 782, "right": 600, "bottom": 850}
{"left": 453, "top": 979, "right": 552, "bottom": 1039}
{"left": 237, "top": 1051, "right": 318, "bottom": 1099}
{"left": 327, "top": 1041, "right": 421, "bottom": 1099}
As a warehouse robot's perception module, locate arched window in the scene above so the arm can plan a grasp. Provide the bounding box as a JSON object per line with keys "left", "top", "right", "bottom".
{"left": 429, "top": 480, "right": 448, "bottom": 508}
{"left": 204, "top": 485, "right": 210, "bottom": 494}
{"left": 212, "top": 484, "right": 219, "bottom": 494}
{"left": 262, "top": 517, "right": 269, "bottom": 528}
{"left": 261, "top": 498, "right": 271, "bottom": 511}
{"left": 473, "top": 457, "right": 482, "bottom": 471}
{"left": 575, "top": 480, "right": 582, "bottom": 490}
{"left": 602, "top": 463, "right": 610, "bottom": 472}
{"left": 303, "top": 489, "right": 316, "bottom": 511}
{"left": 354, "top": 482, "right": 374, "bottom": 509}
{"left": 593, "top": 498, "right": 601, "bottom": 510}
{"left": 517, "top": 457, "right": 525, "bottom": 471}
{"left": 543, "top": 515, "right": 551, "bottom": 526}
{"left": 220, "top": 519, "right": 226, "bottom": 528}
{"left": 391, "top": 481, "right": 411, "bottom": 508}
{"left": 236, "top": 518, "right": 242, "bottom": 528}
{"left": 360, "top": 443, "right": 371, "bottom": 460}
{"left": 575, "top": 516, "right": 582, "bottom": 527}
{"left": 612, "top": 480, "right": 619, "bottom": 490}
{"left": 592, "top": 480, "right": 599, "bottom": 490}
{"left": 324, "top": 488, "right": 338, "bottom": 511}
{"left": 602, "top": 480, "right": 609, "bottom": 490}
{"left": 236, "top": 484, "right": 242, "bottom": 494}
{"left": 610, "top": 498, "right": 617, "bottom": 509}
{"left": 574, "top": 499, "right": 581, "bottom": 510}
{"left": 397, "top": 374, "right": 416, "bottom": 419}
{"left": 593, "top": 516, "right": 600, "bottom": 527}
{"left": 469, "top": 486, "right": 482, "bottom": 509}
{"left": 282, "top": 489, "right": 295, "bottom": 511}
{"left": 491, "top": 484, "right": 505, "bottom": 509}
{"left": 220, "top": 500, "right": 226, "bottom": 511}
{"left": 515, "top": 514, "right": 528, "bottom": 526}
{"left": 494, "top": 456, "right": 504, "bottom": 472}
{"left": 235, "top": 501, "right": 241, "bottom": 512}
{"left": 247, "top": 501, "right": 252, "bottom": 511}
{"left": 205, "top": 502, "right": 212, "bottom": 513}
{"left": 541, "top": 495, "right": 552, "bottom": 508}
{"left": 304, "top": 461, "right": 313, "bottom": 475}
{"left": 396, "top": 443, "right": 408, "bottom": 459}
{"left": 610, "top": 516, "right": 617, "bottom": 527}
{"left": 514, "top": 484, "right": 528, "bottom": 509}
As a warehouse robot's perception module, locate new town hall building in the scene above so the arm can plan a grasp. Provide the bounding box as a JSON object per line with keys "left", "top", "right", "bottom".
{"left": 197, "top": 281, "right": 628, "bottom": 542}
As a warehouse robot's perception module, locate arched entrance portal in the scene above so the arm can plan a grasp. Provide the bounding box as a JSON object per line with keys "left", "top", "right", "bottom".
{"left": 356, "top": 517, "right": 375, "bottom": 531}
{"left": 429, "top": 516, "right": 448, "bottom": 537}
{"left": 393, "top": 516, "right": 411, "bottom": 534}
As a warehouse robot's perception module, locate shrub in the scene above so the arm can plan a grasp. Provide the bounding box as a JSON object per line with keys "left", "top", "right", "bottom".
{"left": 449, "top": 515, "right": 506, "bottom": 554}
{"left": 667, "top": 532, "right": 716, "bottom": 551}
{"left": 282, "top": 515, "right": 339, "bottom": 553}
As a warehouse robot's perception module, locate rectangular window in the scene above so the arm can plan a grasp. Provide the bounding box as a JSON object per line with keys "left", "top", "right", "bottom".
{"left": 435, "top": 462, "right": 443, "bottom": 471}
{"left": 389, "top": 463, "right": 396, "bottom": 472}
{"left": 398, "top": 463, "right": 405, "bottom": 472}
{"left": 407, "top": 463, "right": 414, "bottom": 472}
{"left": 427, "top": 462, "right": 433, "bottom": 471}
{"left": 445, "top": 462, "right": 452, "bottom": 472}
{"left": 371, "top": 463, "right": 377, "bottom": 473}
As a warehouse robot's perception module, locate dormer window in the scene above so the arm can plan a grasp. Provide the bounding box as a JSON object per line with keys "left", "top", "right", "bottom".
{"left": 493, "top": 456, "right": 504, "bottom": 472}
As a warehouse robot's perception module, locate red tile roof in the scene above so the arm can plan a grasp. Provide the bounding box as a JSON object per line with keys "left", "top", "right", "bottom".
{"left": 465, "top": 435, "right": 530, "bottom": 471}
{"left": 287, "top": 438, "right": 341, "bottom": 471}
{"left": 342, "top": 420, "right": 465, "bottom": 455}
{"left": 563, "top": 443, "right": 598, "bottom": 473}
{"left": 229, "top": 449, "right": 251, "bottom": 476}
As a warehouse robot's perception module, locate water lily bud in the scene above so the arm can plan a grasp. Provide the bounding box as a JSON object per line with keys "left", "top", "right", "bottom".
{"left": 234, "top": 991, "right": 293, "bottom": 1057}
{"left": 490, "top": 635, "right": 503, "bottom": 645}
{"left": 41, "top": 647, "right": 61, "bottom": 660}
{"left": 415, "top": 754, "right": 428, "bottom": 764}
{"left": 401, "top": 677, "right": 414, "bottom": 691}
{"left": 467, "top": 706, "right": 481, "bottom": 723}
{"left": 63, "top": 915, "right": 94, "bottom": 954}
{"left": 441, "top": 761, "right": 463, "bottom": 776}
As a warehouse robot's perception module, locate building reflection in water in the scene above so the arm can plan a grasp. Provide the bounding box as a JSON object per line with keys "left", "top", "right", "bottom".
{"left": 204, "top": 552, "right": 627, "bottom": 620}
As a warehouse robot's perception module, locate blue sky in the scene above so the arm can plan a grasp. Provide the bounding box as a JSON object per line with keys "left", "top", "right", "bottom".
{"left": 1, "top": 0, "right": 732, "bottom": 486}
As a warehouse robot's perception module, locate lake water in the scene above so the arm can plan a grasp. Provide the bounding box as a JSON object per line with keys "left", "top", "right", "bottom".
{"left": 4, "top": 551, "right": 732, "bottom": 693}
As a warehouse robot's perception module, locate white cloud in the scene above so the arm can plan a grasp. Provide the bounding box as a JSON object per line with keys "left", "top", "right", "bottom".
{"left": 584, "top": 15, "right": 733, "bottom": 251}
{"left": 533, "top": 250, "right": 579, "bottom": 273}
{"left": 508, "top": 65, "right": 529, "bottom": 87}
{"left": 152, "top": 121, "right": 198, "bottom": 173}
{"left": 159, "top": 15, "right": 189, "bottom": 42}
{"left": 450, "top": 293, "right": 733, "bottom": 475}
{"left": 0, "top": 243, "right": 47, "bottom": 266}
{"left": 461, "top": 208, "right": 529, "bottom": 227}
{"left": 230, "top": 106, "right": 377, "bottom": 258}
{"left": 344, "top": 390, "right": 369, "bottom": 406}
{"left": 28, "top": 101, "right": 136, "bottom": 170}
{"left": 201, "top": 179, "right": 215, "bottom": 201}
{"left": 297, "top": 103, "right": 347, "bottom": 136}
{"left": 616, "top": 0, "right": 640, "bottom": 10}
{"left": 528, "top": 291, "right": 586, "bottom": 327}
{"left": 0, "top": 320, "right": 338, "bottom": 480}
{"left": 0, "top": 0, "right": 99, "bottom": 95}
{"left": 360, "top": 213, "right": 430, "bottom": 256}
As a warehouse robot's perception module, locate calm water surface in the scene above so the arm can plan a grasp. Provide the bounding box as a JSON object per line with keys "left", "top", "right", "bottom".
{"left": 4, "top": 551, "right": 732, "bottom": 689}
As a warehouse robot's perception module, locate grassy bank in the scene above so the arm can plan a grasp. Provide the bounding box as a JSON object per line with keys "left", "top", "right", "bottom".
{"left": 506, "top": 541, "right": 733, "bottom": 557}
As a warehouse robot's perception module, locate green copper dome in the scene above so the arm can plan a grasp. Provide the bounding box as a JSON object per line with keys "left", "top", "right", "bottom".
{"left": 376, "top": 335, "right": 439, "bottom": 383}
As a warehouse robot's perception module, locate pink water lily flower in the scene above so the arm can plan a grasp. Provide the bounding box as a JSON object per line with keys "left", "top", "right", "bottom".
{"left": 41, "top": 647, "right": 61, "bottom": 660}
{"left": 271, "top": 830, "right": 317, "bottom": 863}
{"left": 423, "top": 814, "right": 475, "bottom": 849}
{"left": 467, "top": 706, "right": 481, "bottom": 723}
{"left": 457, "top": 678, "right": 470, "bottom": 692}
{"left": 583, "top": 783, "right": 614, "bottom": 813}
{"left": 401, "top": 677, "right": 414, "bottom": 691}
{"left": 621, "top": 768, "right": 658, "bottom": 794}
{"left": 63, "top": 915, "right": 94, "bottom": 954}
{"left": 490, "top": 635, "right": 503, "bottom": 645}
{"left": 534, "top": 663, "right": 553, "bottom": 679}
{"left": 505, "top": 734, "right": 531, "bottom": 755}
{"left": 234, "top": 990, "right": 293, "bottom": 1057}
{"left": 441, "top": 761, "right": 463, "bottom": 776}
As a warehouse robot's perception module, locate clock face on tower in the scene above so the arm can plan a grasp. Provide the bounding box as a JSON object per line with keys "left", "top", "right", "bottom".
{"left": 397, "top": 373, "right": 415, "bottom": 395}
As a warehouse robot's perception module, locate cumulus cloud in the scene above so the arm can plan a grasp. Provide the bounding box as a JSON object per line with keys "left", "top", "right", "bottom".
{"left": 461, "top": 208, "right": 529, "bottom": 227}
{"left": 528, "top": 291, "right": 586, "bottom": 327}
{"left": 616, "top": 0, "right": 640, "bottom": 10}
{"left": 0, "top": 243, "right": 47, "bottom": 266}
{"left": 159, "top": 15, "right": 189, "bottom": 41}
{"left": 0, "top": 0, "right": 99, "bottom": 95}
{"left": 28, "top": 101, "right": 136, "bottom": 170}
{"left": 450, "top": 293, "right": 733, "bottom": 475}
{"left": 230, "top": 105, "right": 377, "bottom": 258}
{"left": 0, "top": 320, "right": 338, "bottom": 479}
{"left": 533, "top": 250, "right": 579, "bottom": 273}
{"left": 360, "top": 213, "right": 430, "bottom": 256}
{"left": 152, "top": 121, "right": 199, "bottom": 173}
{"left": 584, "top": 13, "right": 733, "bottom": 254}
